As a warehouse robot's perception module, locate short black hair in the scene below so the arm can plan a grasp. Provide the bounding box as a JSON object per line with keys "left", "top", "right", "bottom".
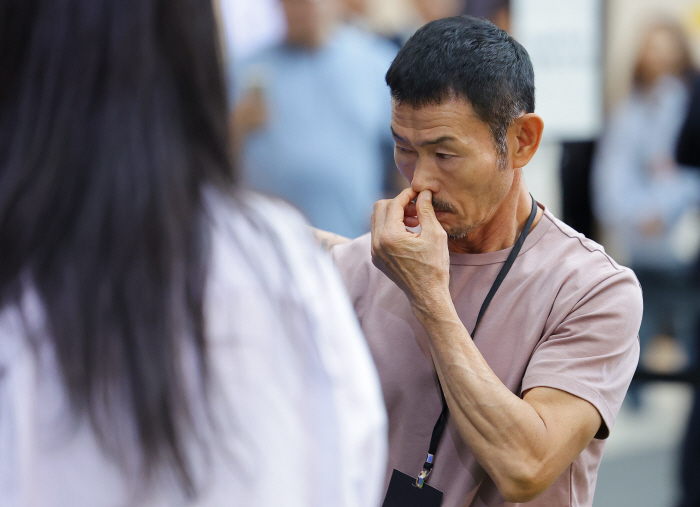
{"left": 385, "top": 16, "right": 535, "bottom": 167}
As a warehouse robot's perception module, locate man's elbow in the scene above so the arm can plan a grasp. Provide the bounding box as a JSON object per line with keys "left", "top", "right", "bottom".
{"left": 500, "top": 483, "right": 545, "bottom": 504}
{"left": 495, "top": 461, "right": 552, "bottom": 503}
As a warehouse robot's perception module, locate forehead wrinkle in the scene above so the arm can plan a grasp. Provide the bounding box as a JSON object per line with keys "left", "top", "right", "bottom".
{"left": 391, "top": 100, "right": 486, "bottom": 151}
{"left": 391, "top": 123, "right": 479, "bottom": 154}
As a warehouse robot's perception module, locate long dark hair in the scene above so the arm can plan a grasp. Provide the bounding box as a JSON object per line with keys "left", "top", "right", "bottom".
{"left": 0, "top": 0, "right": 233, "bottom": 495}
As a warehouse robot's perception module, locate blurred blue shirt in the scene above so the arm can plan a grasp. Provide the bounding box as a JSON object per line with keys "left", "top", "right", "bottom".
{"left": 593, "top": 76, "right": 700, "bottom": 269}
{"left": 233, "top": 26, "right": 397, "bottom": 238}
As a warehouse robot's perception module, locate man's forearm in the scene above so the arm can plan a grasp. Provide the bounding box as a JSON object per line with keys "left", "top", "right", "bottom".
{"left": 412, "top": 296, "right": 590, "bottom": 502}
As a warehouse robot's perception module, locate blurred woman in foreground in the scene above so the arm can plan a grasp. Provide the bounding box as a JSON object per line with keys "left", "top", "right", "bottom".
{"left": 0, "top": 1, "right": 386, "bottom": 505}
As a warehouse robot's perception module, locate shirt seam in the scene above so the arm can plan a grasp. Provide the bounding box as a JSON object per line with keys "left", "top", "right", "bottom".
{"left": 545, "top": 210, "right": 624, "bottom": 272}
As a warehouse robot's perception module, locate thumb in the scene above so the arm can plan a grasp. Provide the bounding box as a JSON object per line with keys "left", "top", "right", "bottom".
{"left": 416, "top": 190, "right": 440, "bottom": 231}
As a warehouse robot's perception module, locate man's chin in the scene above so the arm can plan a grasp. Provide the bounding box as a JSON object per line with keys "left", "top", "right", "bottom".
{"left": 444, "top": 224, "right": 475, "bottom": 241}
{"left": 433, "top": 214, "right": 475, "bottom": 240}
{"left": 447, "top": 230, "right": 469, "bottom": 240}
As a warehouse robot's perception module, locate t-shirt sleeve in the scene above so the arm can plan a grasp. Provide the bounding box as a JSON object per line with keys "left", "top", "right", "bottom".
{"left": 330, "top": 234, "right": 373, "bottom": 322}
{"left": 521, "top": 268, "right": 642, "bottom": 439}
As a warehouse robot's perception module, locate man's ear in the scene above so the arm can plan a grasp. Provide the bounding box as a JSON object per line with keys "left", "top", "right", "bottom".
{"left": 509, "top": 113, "right": 544, "bottom": 169}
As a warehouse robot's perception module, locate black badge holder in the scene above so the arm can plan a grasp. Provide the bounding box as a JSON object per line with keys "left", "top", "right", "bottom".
{"left": 383, "top": 469, "right": 444, "bottom": 507}
{"left": 382, "top": 196, "right": 537, "bottom": 507}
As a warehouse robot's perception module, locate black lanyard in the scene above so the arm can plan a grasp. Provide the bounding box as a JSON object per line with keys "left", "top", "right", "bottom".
{"left": 415, "top": 194, "right": 538, "bottom": 488}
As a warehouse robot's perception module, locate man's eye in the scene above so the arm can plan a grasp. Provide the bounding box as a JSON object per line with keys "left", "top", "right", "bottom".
{"left": 437, "top": 153, "right": 453, "bottom": 160}
{"left": 396, "top": 146, "right": 411, "bottom": 153}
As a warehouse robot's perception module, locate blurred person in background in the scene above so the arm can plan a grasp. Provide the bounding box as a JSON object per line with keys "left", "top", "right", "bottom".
{"left": 414, "top": 0, "right": 464, "bottom": 25}
{"left": 378, "top": 0, "right": 509, "bottom": 51}
{"left": 592, "top": 21, "right": 700, "bottom": 395}
{"left": 217, "top": 0, "right": 286, "bottom": 63}
{"left": 463, "top": 0, "right": 509, "bottom": 31}
{"left": 0, "top": 0, "right": 387, "bottom": 506}
{"left": 341, "top": 0, "right": 369, "bottom": 26}
{"left": 230, "top": 0, "right": 397, "bottom": 239}
{"left": 387, "top": 0, "right": 464, "bottom": 48}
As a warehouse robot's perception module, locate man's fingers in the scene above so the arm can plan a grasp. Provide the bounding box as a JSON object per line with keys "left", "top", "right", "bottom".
{"left": 386, "top": 187, "right": 418, "bottom": 226}
{"left": 372, "top": 187, "right": 422, "bottom": 264}
{"left": 403, "top": 200, "right": 418, "bottom": 228}
{"left": 395, "top": 187, "right": 419, "bottom": 208}
{"left": 371, "top": 199, "right": 390, "bottom": 255}
{"left": 404, "top": 216, "right": 420, "bottom": 228}
{"left": 404, "top": 201, "right": 417, "bottom": 218}
{"left": 416, "top": 190, "right": 438, "bottom": 225}
{"left": 371, "top": 200, "right": 386, "bottom": 235}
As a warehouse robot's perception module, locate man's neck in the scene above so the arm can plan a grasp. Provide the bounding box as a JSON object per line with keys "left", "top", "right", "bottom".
{"left": 447, "top": 179, "right": 542, "bottom": 254}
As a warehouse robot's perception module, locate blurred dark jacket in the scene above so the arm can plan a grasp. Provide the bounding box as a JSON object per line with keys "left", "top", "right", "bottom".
{"left": 676, "top": 73, "right": 700, "bottom": 169}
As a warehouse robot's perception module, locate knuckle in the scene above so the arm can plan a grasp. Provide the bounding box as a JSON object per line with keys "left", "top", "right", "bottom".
{"left": 378, "top": 234, "right": 392, "bottom": 251}
{"left": 374, "top": 199, "right": 388, "bottom": 212}
{"left": 371, "top": 232, "right": 381, "bottom": 250}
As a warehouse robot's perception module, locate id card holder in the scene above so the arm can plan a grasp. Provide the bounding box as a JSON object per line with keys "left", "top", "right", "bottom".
{"left": 382, "top": 469, "right": 443, "bottom": 507}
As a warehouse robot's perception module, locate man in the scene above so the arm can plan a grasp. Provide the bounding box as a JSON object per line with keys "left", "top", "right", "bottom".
{"left": 329, "top": 16, "right": 642, "bottom": 507}
{"left": 231, "top": 0, "right": 397, "bottom": 239}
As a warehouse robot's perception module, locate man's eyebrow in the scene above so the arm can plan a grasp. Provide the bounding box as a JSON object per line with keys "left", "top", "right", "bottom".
{"left": 390, "top": 126, "right": 457, "bottom": 147}
{"left": 390, "top": 126, "right": 409, "bottom": 144}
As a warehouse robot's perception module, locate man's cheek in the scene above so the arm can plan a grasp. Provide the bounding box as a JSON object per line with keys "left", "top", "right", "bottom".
{"left": 395, "top": 160, "right": 414, "bottom": 182}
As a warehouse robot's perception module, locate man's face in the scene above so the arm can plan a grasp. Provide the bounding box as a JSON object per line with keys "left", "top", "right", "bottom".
{"left": 391, "top": 97, "right": 515, "bottom": 248}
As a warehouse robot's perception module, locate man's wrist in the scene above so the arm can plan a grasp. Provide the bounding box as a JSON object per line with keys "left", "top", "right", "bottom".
{"left": 409, "top": 286, "right": 456, "bottom": 325}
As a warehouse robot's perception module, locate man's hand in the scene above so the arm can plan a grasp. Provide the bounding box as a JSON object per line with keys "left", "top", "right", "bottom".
{"left": 311, "top": 227, "right": 350, "bottom": 251}
{"left": 370, "top": 188, "right": 450, "bottom": 311}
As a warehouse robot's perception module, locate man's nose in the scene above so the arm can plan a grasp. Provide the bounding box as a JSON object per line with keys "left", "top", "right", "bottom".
{"left": 410, "top": 157, "right": 439, "bottom": 194}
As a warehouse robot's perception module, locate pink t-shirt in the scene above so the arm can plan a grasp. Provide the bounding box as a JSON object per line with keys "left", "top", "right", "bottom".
{"left": 332, "top": 205, "right": 642, "bottom": 507}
